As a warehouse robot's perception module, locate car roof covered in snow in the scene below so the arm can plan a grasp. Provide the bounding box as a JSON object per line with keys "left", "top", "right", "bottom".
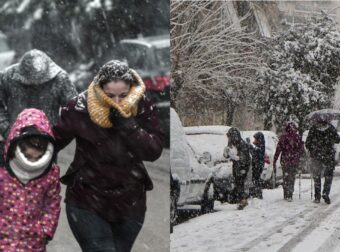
{"left": 120, "top": 35, "right": 170, "bottom": 48}
{"left": 184, "top": 126, "right": 231, "bottom": 162}
{"left": 184, "top": 125, "right": 231, "bottom": 135}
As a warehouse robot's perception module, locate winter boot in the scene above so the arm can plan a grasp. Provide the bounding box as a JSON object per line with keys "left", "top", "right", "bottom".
{"left": 322, "top": 194, "right": 331, "bottom": 204}
{"left": 237, "top": 199, "right": 248, "bottom": 210}
{"left": 313, "top": 198, "right": 320, "bottom": 204}
{"left": 283, "top": 190, "right": 288, "bottom": 200}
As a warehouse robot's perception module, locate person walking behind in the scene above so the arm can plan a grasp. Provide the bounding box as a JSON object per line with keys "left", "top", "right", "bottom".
{"left": 248, "top": 132, "right": 265, "bottom": 199}
{"left": 0, "top": 108, "right": 61, "bottom": 251}
{"left": 53, "top": 60, "right": 163, "bottom": 251}
{"left": 0, "top": 49, "right": 77, "bottom": 163}
{"left": 225, "top": 127, "right": 251, "bottom": 210}
{"left": 306, "top": 119, "right": 340, "bottom": 204}
{"left": 274, "top": 122, "right": 304, "bottom": 202}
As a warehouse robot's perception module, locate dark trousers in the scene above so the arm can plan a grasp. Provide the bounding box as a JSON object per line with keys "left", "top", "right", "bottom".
{"left": 251, "top": 168, "right": 263, "bottom": 198}
{"left": 310, "top": 160, "right": 334, "bottom": 200}
{"left": 314, "top": 168, "right": 333, "bottom": 199}
{"left": 233, "top": 174, "right": 247, "bottom": 203}
{"left": 282, "top": 165, "right": 297, "bottom": 199}
{"left": 66, "top": 204, "right": 145, "bottom": 252}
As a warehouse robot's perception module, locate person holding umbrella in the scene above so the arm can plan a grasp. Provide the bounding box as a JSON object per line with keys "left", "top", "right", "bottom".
{"left": 305, "top": 117, "right": 340, "bottom": 204}
{"left": 273, "top": 122, "right": 304, "bottom": 202}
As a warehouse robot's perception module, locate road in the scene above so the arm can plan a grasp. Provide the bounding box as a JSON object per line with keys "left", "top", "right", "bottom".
{"left": 48, "top": 141, "right": 170, "bottom": 252}
{"left": 171, "top": 172, "right": 340, "bottom": 252}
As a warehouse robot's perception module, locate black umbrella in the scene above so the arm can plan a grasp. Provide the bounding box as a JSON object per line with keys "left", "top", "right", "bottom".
{"left": 306, "top": 109, "right": 340, "bottom": 122}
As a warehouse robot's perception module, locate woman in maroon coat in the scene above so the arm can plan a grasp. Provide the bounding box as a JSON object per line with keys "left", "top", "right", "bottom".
{"left": 273, "top": 122, "right": 304, "bottom": 202}
{"left": 53, "top": 60, "right": 163, "bottom": 251}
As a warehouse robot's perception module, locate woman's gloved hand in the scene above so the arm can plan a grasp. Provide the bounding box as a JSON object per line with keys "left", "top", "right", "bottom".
{"left": 109, "top": 108, "right": 139, "bottom": 131}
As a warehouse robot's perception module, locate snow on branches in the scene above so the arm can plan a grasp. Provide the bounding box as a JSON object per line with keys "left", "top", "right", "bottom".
{"left": 171, "top": 1, "right": 265, "bottom": 114}
{"left": 255, "top": 13, "right": 340, "bottom": 130}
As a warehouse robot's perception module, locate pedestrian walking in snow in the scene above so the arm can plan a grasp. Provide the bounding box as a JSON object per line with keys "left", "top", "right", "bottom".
{"left": 0, "top": 108, "right": 61, "bottom": 251}
{"left": 273, "top": 122, "right": 304, "bottom": 202}
{"left": 53, "top": 60, "right": 163, "bottom": 251}
{"left": 0, "top": 49, "right": 77, "bottom": 164}
{"left": 305, "top": 119, "right": 340, "bottom": 204}
{"left": 225, "top": 127, "right": 251, "bottom": 210}
{"left": 247, "top": 132, "right": 265, "bottom": 199}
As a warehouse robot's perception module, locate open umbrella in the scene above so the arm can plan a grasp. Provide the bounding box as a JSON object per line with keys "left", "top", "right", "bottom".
{"left": 305, "top": 109, "right": 340, "bottom": 122}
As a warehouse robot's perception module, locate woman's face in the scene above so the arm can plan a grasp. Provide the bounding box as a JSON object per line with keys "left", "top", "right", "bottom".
{"left": 102, "top": 80, "right": 131, "bottom": 103}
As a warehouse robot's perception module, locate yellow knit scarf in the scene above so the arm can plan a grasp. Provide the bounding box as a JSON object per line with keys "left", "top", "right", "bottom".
{"left": 87, "top": 69, "right": 145, "bottom": 128}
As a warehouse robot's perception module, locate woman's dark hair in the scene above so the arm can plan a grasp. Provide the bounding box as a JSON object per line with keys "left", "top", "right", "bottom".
{"left": 94, "top": 60, "right": 134, "bottom": 88}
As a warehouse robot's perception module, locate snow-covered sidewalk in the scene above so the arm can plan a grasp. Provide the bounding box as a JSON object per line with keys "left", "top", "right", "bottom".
{"left": 171, "top": 170, "right": 340, "bottom": 252}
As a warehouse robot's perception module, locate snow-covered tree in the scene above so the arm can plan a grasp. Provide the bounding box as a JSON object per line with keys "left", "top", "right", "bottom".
{"left": 171, "top": 1, "right": 265, "bottom": 124}
{"left": 255, "top": 13, "right": 340, "bottom": 130}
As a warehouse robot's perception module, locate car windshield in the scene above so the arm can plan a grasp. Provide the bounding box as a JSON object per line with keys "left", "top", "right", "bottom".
{"left": 120, "top": 44, "right": 148, "bottom": 70}
{"left": 155, "top": 47, "right": 170, "bottom": 69}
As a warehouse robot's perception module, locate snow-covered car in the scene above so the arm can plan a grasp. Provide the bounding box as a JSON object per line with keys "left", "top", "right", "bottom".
{"left": 0, "top": 32, "right": 15, "bottom": 71}
{"left": 184, "top": 127, "right": 283, "bottom": 203}
{"left": 170, "top": 108, "right": 215, "bottom": 227}
{"left": 184, "top": 126, "right": 234, "bottom": 202}
{"left": 241, "top": 131, "right": 283, "bottom": 188}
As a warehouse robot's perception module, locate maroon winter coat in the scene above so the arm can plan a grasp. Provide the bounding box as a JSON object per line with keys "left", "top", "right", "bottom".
{"left": 53, "top": 92, "right": 163, "bottom": 221}
{"left": 274, "top": 123, "right": 304, "bottom": 168}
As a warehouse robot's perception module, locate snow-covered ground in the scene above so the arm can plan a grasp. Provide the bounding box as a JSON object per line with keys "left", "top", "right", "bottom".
{"left": 171, "top": 167, "right": 340, "bottom": 252}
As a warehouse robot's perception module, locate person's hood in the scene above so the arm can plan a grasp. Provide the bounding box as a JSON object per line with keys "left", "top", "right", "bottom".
{"left": 285, "top": 122, "right": 299, "bottom": 135}
{"left": 4, "top": 108, "right": 55, "bottom": 162}
{"left": 253, "top": 132, "right": 265, "bottom": 146}
{"left": 11, "top": 49, "right": 63, "bottom": 85}
{"left": 227, "top": 127, "right": 242, "bottom": 145}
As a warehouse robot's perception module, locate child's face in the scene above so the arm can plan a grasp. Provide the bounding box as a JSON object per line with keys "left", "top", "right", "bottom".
{"left": 23, "top": 146, "right": 44, "bottom": 162}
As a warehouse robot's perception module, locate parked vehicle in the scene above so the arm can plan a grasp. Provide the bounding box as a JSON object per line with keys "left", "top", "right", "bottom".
{"left": 184, "top": 126, "right": 283, "bottom": 203}
{"left": 0, "top": 32, "right": 15, "bottom": 71}
{"left": 184, "top": 126, "right": 234, "bottom": 202}
{"left": 170, "top": 109, "right": 215, "bottom": 228}
{"left": 118, "top": 35, "right": 170, "bottom": 147}
{"left": 118, "top": 35, "right": 170, "bottom": 99}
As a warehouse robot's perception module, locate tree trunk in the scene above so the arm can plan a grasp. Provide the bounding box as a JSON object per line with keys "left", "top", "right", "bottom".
{"left": 225, "top": 103, "right": 235, "bottom": 126}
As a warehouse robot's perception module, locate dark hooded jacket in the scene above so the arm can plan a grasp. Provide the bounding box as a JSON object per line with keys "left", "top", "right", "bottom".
{"left": 305, "top": 122, "right": 340, "bottom": 166}
{"left": 53, "top": 91, "right": 163, "bottom": 221}
{"left": 250, "top": 132, "right": 265, "bottom": 173}
{"left": 274, "top": 123, "right": 304, "bottom": 168}
{"left": 227, "top": 127, "right": 251, "bottom": 177}
{"left": 0, "top": 49, "right": 77, "bottom": 137}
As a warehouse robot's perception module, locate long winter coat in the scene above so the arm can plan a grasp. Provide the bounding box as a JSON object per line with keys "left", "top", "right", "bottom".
{"left": 250, "top": 132, "right": 265, "bottom": 175}
{"left": 305, "top": 123, "right": 340, "bottom": 166}
{"left": 53, "top": 91, "right": 163, "bottom": 221}
{"left": 0, "top": 109, "right": 61, "bottom": 252}
{"left": 0, "top": 49, "right": 77, "bottom": 137}
{"left": 227, "top": 128, "right": 251, "bottom": 178}
{"left": 274, "top": 123, "right": 304, "bottom": 168}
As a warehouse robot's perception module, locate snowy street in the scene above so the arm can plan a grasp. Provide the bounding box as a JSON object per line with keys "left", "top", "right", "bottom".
{"left": 171, "top": 168, "right": 340, "bottom": 252}
{"left": 47, "top": 141, "right": 170, "bottom": 252}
